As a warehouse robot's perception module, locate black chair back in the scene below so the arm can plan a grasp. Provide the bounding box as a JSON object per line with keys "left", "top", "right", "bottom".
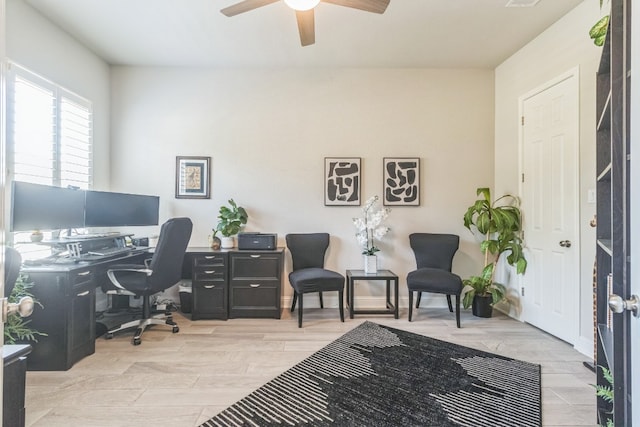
{"left": 409, "top": 233, "right": 459, "bottom": 271}
{"left": 4, "top": 247, "right": 22, "bottom": 297}
{"left": 149, "top": 217, "right": 193, "bottom": 292}
{"left": 286, "top": 233, "right": 329, "bottom": 271}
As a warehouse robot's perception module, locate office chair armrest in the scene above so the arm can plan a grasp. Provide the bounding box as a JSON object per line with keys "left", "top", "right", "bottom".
{"left": 106, "top": 264, "right": 153, "bottom": 291}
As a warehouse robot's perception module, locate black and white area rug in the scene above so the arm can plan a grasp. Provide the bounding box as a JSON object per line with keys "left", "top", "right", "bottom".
{"left": 200, "top": 321, "right": 541, "bottom": 427}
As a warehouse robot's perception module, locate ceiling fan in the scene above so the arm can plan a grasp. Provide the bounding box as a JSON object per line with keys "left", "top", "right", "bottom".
{"left": 221, "top": 0, "right": 390, "bottom": 47}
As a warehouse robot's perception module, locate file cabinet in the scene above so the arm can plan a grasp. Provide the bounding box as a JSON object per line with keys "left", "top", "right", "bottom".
{"left": 184, "top": 248, "right": 284, "bottom": 320}
{"left": 191, "top": 252, "right": 228, "bottom": 320}
{"left": 229, "top": 251, "right": 283, "bottom": 319}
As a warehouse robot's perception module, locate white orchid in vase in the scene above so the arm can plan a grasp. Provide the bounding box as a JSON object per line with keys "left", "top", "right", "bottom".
{"left": 353, "top": 196, "right": 391, "bottom": 256}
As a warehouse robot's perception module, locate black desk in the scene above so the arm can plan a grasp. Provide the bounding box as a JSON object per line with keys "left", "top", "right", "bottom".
{"left": 20, "top": 249, "right": 151, "bottom": 371}
{"left": 346, "top": 269, "right": 399, "bottom": 319}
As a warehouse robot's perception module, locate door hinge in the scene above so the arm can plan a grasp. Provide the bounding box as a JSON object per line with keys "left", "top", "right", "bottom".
{"left": 521, "top": 116, "right": 525, "bottom": 126}
{"left": 521, "top": 287, "right": 525, "bottom": 297}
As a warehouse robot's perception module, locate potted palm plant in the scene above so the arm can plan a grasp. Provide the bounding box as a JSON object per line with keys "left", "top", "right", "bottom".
{"left": 462, "top": 187, "right": 527, "bottom": 317}
{"left": 216, "top": 199, "right": 248, "bottom": 249}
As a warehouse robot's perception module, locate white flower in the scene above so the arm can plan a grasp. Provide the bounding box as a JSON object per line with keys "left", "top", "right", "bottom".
{"left": 352, "top": 195, "right": 391, "bottom": 255}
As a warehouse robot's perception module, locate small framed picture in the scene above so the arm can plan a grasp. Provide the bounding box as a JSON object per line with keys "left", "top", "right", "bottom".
{"left": 175, "top": 156, "right": 211, "bottom": 199}
{"left": 383, "top": 157, "right": 420, "bottom": 206}
{"left": 325, "top": 157, "right": 361, "bottom": 206}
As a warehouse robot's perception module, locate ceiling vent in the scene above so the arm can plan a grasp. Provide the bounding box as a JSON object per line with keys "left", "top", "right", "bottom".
{"left": 505, "top": 0, "right": 541, "bottom": 7}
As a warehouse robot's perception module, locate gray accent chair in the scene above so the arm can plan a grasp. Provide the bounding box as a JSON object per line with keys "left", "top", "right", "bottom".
{"left": 406, "top": 233, "right": 463, "bottom": 327}
{"left": 286, "top": 233, "right": 345, "bottom": 328}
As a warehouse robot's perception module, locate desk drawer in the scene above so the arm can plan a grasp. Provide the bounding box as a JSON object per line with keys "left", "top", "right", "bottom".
{"left": 70, "top": 268, "right": 94, "bottom": 288}
{"left": 229, "top": 280, "right": 280, "bottom": 318}
{"left": 230, "top": 254, "right": 281, "bottom": 280}
{"left": 193, "top": 254, "right": 226, "bottom": 268}
{"left": 193, "top": 268, "right": 225, "bottom": 281}
{"left": 192, "top": 281, "right": 227, "bottom": 320}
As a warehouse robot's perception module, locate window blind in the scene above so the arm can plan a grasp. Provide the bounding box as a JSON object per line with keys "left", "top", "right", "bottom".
{"left": 7, "top": 62, "right": 93, "bottom": 189}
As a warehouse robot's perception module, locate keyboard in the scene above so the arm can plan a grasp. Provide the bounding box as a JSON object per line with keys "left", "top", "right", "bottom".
{"left": 87, "top": 247, "right": 133, "bottom": 257}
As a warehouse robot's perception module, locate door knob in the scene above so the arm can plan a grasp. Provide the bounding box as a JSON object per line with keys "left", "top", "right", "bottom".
{"left": 559, "top": 240, "right": 572, "bottom": 248}
{"left": 608, "top": 294, "right": 640, "bottom": 317}
{"left": 2, "top": 296, "right": 35, "bottom": 322}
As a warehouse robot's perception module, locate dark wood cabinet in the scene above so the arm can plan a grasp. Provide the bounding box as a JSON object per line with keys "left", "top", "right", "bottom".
{"left": 191, "top": 252, "right": 228, "bottom": 320}
{"left": 23, "top": 267, "right": 96, "bottom": 371}
{"left": 184, "top": 248, "right": 284, "bottom": 320}
{"left": 595, "top": 0, "right": 632, "bottom": 424}
{"left": 229, "top": 251, "right": 283, "bottom": 318}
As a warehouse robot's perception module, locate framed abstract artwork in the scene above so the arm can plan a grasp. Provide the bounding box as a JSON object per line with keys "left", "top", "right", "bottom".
{"left": 324, "top": 157, "right": 361, "bottom": 206}
{"left": 383, "top": 157, "right": 420, "bottom": 206}
{"left": 175, "top": 156, "right": 211, "bottom": 199}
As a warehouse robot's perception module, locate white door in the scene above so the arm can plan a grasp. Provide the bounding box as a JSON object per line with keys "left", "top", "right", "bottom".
{"left": 520, "top": 70, "right": 580, "bottom": 344}
{"left": 630, "top": 2, "right": 639, "bottom": 422}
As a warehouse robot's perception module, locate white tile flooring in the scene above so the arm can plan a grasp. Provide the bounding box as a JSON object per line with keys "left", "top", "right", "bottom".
{"left": 25, "top": 308, "right": 597, "bottom": 426}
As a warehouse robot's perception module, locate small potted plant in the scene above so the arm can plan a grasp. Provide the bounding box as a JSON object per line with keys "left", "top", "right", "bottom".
{"left": 462, "top": 187, "right": 527, "bottom": 317}
{"left": 216, "top": 199, "right": 248, "bottom": 249}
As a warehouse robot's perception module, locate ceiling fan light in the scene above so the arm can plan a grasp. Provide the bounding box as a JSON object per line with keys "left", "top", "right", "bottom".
{"left": 284, "top": 0, "right": 320, "bottom": 11}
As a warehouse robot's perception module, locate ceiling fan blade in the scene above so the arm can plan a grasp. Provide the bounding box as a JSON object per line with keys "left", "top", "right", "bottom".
{"left": 221, "top": 0, "right": 279, "bottom": 17}
{"left": 296, "top": 10, "right": 315, "bottom": 47}
{"left": 322, "top": 0, "right": 390, "bottom": 14}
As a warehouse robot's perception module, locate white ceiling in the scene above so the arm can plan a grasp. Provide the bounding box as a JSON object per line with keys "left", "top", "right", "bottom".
{"left": 24, "top": 0, "right": 584, "bottom": 68}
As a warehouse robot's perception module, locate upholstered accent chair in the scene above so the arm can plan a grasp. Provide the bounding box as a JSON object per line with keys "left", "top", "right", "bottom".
{"left": 286, "top": 233, "right": 345, "bottom": 328}
{"left": 406, "top": 233, "right": 463, "bottom": 327}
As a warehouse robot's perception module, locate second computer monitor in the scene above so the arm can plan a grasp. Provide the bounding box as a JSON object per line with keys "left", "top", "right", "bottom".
{"left": 84, "top": 190, "right": 159, "bottom": 227}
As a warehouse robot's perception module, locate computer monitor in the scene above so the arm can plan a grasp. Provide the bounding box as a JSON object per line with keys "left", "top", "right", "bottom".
{"left": 84, "top": 190, "right": 159, "bottom": 227}
{"left": 10, "top": 181, "right": 86, "bottom": 232}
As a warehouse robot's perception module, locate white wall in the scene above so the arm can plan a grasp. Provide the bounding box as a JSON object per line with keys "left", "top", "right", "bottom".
{"left": 110, "top": 66, "right": 495, "bottom": 306}
{"left": 494, "top": 0, "right": 604, "bottom": 356}
{"left": 6, "top": 0, "right": 111, "bottom": 188}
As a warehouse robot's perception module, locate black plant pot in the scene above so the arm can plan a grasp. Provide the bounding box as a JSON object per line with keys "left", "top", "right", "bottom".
{"left": 472, "top": 295, "right": 493, "bottom": 318}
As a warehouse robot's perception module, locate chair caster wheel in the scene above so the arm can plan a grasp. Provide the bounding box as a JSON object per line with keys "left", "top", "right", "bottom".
{"left": 105, "top": 333, "right": 114, "bottom": 340}
{"left": 132, "top": 338, "right": 141, "bottom": 345}
{"left": 172, "top": 326, "right": 179, "bottom": 333}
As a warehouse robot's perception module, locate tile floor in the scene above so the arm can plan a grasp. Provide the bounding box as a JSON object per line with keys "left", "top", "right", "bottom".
{"left": 24, "top": 308, "right": 597, "bottom": 426}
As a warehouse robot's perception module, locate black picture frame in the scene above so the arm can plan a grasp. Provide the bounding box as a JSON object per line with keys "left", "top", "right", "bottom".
{"left": 175, "top": 156, "right": 211, "bottom": 199}
{"left": 383, "top": 157, "right": 420, "bottom": 206}
{"left": 324, "top": 157, "right": 361, "bottom": 206}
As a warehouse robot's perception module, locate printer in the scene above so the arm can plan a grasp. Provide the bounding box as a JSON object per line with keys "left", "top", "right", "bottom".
{"left": 237, "top": 232, "right": 278, "bottom": 250}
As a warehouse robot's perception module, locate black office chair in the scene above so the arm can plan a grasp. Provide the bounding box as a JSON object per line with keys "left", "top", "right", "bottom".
{"left": 102, "top": 217, "right": 192, "bottom": 345}
{"left": 406, "top": 233, "right": 463, "bottom": 327}
{"left": 4, "top": 247, "right": 22, "bottom": 298}
{"left": 286, "top": 233, "right": 345, "bottom": 328}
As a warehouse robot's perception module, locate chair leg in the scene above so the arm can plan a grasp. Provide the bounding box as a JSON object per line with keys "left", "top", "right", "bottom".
{"left": 338, "top": 289, "right": 344, "bottom": 322}
{"left": 319, "top": 292, "right": 324, "bottom": 309}
{"left": 291, "top": 292, "right": 297, "bottom": 312}
{"left": 297, "top": 293, "right": 304, "bottom": 328}
{"left": 455, "top": 294, "right": 461, "bottom": 328}
{"left": 408, "top": 291, "right": 414, "bottom": 321}
{"left": 446, "top": 295, "right": 453, "bottom": 313}
{"left": 416, "top": 292, "right": 422, "bottom": 308}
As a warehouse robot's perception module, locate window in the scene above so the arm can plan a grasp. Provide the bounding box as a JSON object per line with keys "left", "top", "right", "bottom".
{"left": 7, "top": 62, "right": 93, "bottom": 189}
{"left": 6, "top": 62, "right": 93, "bottom": 253}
